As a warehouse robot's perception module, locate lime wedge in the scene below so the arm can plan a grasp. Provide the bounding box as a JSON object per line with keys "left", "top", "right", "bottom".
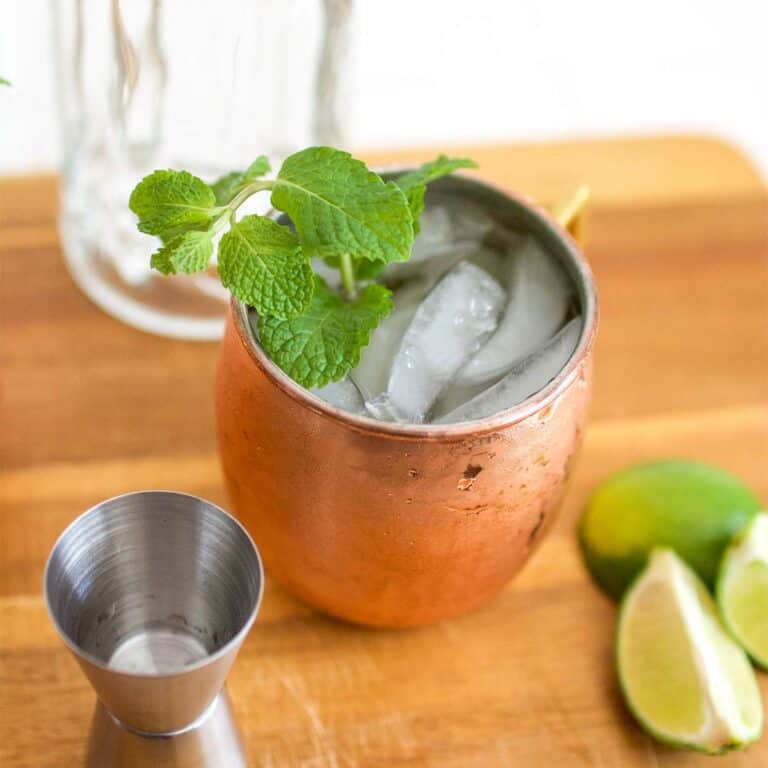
{"left": 617, "top": 548, "right": 763, "bottom": 753}
{"left": 717, "top": 512, "right": 768, "bottom": 669}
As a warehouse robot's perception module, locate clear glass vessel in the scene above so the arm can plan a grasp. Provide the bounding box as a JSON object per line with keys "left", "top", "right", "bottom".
{"left": 52, "top": 0, "right": 354, "bottom": 339}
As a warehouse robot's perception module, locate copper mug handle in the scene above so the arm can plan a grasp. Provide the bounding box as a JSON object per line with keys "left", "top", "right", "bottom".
{"left": 551, "top": 184, "right": 590, "bottom": 249}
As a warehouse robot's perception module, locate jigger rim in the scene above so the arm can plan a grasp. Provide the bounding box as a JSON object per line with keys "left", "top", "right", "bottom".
{"left": 43, "top": 490, "right": 265, "bottom": 679}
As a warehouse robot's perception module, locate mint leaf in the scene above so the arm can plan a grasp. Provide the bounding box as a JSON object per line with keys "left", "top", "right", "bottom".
{"left": 0, "top": 77, "right": 10, "bottom": 87}
{"left": 353, "top": 259, "right": 386, "bottom": 280}
{"left": 210, "top": 172, "right": 243, "bottom": 206}
{"left": 150, "top": 229, "right": 214, "bottom": 275}
{"left": 259, "top": 276, "right": 392, "bottom": 388}
{"left": 244, "top": 155, "right": 271, "bottom": 180}
{"left": 129, "top": 170, "right": 219, "bottom": 239}
{"left": 395, "top": 155, "right": 477, "bottom": 232}
{"left": 150, "top": 244, "right": 176, "bottom": 275}
{"left": 271, "top": 147, "right": 413, "bottom": 265}
{"left": 219, "top": 215, "right": 313, "bottom": 319}
{"left": 211, "top": 155, "right": 271, "bottom": 204}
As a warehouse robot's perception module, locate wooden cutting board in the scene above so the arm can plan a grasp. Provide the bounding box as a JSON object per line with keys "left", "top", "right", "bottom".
{"left": 1, "top": 136, "right": 766, "bottom": 767}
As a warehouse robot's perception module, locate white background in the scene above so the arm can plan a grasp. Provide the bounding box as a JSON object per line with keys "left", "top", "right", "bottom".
{"left": 1, "top": 0, "right": 767, "bottom": 177}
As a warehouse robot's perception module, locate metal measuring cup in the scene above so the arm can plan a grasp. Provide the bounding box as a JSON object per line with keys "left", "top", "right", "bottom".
{"left": 44, "top": 491, "right": 263, "bottom": 767}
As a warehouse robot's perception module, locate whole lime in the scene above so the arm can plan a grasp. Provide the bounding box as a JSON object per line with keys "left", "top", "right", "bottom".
{"left": 579, "top": 460, "right": 761, "bottom": 600}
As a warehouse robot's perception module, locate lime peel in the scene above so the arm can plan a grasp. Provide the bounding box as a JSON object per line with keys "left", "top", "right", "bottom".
{"left": 580, "top": 460, "right": 761, "bottom": 600}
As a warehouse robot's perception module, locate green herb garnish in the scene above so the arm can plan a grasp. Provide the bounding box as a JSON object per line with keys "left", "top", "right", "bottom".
{"left": 129, "top": 147, "right": 475, "bottom": 387}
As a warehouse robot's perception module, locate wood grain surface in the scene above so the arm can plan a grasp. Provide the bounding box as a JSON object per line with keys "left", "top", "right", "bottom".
{"left": 1, "top": 136, "right": 767, "bottom": 766}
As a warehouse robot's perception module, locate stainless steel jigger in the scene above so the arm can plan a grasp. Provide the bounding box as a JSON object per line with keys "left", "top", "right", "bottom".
{"left": 44, "top": 491, "right": 264, "bottom": 767}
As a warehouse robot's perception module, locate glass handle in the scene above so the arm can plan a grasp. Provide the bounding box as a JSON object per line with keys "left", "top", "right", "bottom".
{"left": 313, "top": 0, "right": 354, "bottom": 147}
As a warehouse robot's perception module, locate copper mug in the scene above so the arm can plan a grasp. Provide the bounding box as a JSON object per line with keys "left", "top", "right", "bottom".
{"left": 216, "top": 173, "right": 598, "bottom": 627}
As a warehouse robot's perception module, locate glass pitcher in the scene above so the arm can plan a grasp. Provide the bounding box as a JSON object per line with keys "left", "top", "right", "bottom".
{"left": 52, "top": 0, "right": 354, "bottom": 339}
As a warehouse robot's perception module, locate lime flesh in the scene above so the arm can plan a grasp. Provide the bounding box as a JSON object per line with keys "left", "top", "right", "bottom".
{"left": 617, "top": 548, "right": 763, "bottom": 753}
{"left": 717, "top": 512, "right": 768, "bottom": 669}
{"left": 580, "top": 460, "right": 761, "bottom": 600}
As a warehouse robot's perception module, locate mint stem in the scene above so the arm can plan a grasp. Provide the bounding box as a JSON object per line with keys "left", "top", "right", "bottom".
{"left": 339, "top": 252, "right": 357, "bottom": 301}
{"left": 228, "top": 179, "right": 274, "bottom": 212}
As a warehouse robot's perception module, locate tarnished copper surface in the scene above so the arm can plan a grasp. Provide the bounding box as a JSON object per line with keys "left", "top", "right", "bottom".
{"left": 216, "top": 177, "right": 597, "bottom": 627}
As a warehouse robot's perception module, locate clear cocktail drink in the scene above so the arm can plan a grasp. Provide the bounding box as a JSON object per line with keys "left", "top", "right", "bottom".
{"left": 251, "top": 189, "right": 582, "bottom": 425}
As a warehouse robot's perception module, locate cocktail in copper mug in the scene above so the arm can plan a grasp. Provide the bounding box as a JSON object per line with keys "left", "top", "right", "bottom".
{"left": 216, "top": 172, "right": 598, "bottom": 627}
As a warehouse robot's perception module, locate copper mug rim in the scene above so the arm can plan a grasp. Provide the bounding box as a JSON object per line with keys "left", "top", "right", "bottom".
{"left": 231, "top": 171, "right": 599, "bottom": 442}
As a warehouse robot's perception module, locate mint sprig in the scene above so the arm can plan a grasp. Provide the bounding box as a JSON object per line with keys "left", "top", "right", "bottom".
{"left": 129, "top": 147, "right": 474, "bottom": 388}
